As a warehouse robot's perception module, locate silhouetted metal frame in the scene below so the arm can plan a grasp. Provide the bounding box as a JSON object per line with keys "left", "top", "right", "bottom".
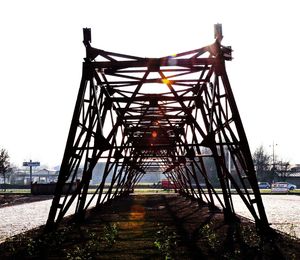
{"left": 46, "top": 26, "right": 270, "bottom": 233}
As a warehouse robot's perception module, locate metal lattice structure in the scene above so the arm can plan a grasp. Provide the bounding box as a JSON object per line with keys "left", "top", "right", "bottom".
{"left": 46, "top": 25, "right": 269, "bottom": 232}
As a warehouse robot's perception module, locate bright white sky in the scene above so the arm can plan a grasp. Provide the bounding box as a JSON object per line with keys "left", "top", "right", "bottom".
{"left": 1, "top": 0, "right": 300, "bottom": 168}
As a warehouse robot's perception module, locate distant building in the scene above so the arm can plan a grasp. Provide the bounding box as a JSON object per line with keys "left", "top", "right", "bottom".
{"left": 10, "top": 168, "right": 59, "bottom": 185}
{"left": 290, "top": 164, "right": 300, "bottom": 172}
{"left": 275, "top": 164, "right": 300, "bottom": 187}
{"left": 91, "top": 162, "right": 163, "bottom": 185}
{"left": 31, "top": 169, "right": 59, "bottom": 183}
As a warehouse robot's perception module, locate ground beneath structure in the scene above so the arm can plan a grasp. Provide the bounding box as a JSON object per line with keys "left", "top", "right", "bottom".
{"left": 0, "top": 193, "right": 299, "bottom": 259}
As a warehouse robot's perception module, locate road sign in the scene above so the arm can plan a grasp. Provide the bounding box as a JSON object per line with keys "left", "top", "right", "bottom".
{"left": 23, "top": 161, "right": 40, "bottom": 167}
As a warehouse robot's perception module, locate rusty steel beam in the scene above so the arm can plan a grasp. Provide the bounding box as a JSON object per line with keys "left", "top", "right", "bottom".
{"left": 91, "top": 58, "right": 216, "bottom": 70}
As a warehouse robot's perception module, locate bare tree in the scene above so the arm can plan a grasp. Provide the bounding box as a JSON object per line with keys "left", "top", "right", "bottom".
{"left": 252, "top": 145, "right": 272, "bottom": 182}
{"left": 253, "top": 145, "right": 291, "bottom": 183}
{"left": 0, "top": 148, "right": 10, "bottom": 191}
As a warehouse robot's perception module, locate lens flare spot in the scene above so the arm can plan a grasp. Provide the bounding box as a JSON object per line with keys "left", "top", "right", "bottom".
{"left": 151, "top": 131, "right": 158, "bottom": 138}
{"left": 129, "top": 205, "right": 145, "bottom": 221}
{"left": 162, "top": 78, "right": 170, "bottom": 85}
{"left": 119, "top": 204, "right": 146, "bottom": 231}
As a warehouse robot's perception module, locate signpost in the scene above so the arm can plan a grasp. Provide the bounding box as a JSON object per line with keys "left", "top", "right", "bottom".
{"left": 23, "top": 160, "right": 40, "bottom": 185}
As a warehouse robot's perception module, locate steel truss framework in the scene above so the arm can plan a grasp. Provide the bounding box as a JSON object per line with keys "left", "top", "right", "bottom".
{"left": 46, "top": 25, "right": 269, "bottom": 232}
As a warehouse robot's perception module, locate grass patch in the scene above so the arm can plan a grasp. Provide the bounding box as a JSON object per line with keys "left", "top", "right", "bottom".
{"left": 0, "top": 189, "right": 31, "bottom": 194}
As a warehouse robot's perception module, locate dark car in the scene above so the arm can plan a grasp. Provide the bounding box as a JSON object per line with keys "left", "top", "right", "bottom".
{"left": 287, "top": 183, "right": 297, "bottom": 190}
{"left": 258, "top": 182, "right": 270, "bottom": 189}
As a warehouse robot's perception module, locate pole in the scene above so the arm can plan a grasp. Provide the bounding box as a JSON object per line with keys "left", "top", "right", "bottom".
{"left": 30, "top": 159, "right": 32, "bottom": 184}
{"left": 272, "top": 141, "right": 275, "bottom": 170}
{"left": 228, "top": 150, "right": 231, "bottom": 190}
{"left": 271, "top": 141, "right": 278, "bottom": 172}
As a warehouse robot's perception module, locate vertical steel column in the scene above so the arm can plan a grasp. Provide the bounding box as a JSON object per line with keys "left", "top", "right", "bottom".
{"left": 45, "top": 64, "right": 90, "bottom": 231}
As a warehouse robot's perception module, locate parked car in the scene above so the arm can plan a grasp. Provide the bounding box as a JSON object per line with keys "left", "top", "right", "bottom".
{"left": 271, "top": 182, "right": 297, "bottom": 192}
{"left": 272, "top": 182, "right": 289, "bottom": 193}
{"left": 287, "top": 183, "right": 297, "bottom": 190}
{"left": 161, "top": 179, "right": 176, "bottom": 189}
{"left": 258, "top": 182, "right": 270, "bottom": 189}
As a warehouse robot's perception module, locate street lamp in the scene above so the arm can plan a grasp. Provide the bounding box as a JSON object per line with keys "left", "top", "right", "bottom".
{"left": 270, "top": 141, "right": 278, "bottom": 170}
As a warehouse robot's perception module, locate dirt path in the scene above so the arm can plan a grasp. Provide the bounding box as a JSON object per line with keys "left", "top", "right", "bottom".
{"left": 0, "top": 194, "right": 299, "bottom": 259}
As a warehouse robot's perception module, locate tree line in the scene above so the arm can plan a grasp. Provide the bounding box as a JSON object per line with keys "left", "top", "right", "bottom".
{"left": 252, "top": 145, "right": 291, "bottom": 183}
{"left": 0, "top": 147, "right": 11, "bottom": 190}
{"left": 0, "top": 145, "right": 293, "bottom": 188}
